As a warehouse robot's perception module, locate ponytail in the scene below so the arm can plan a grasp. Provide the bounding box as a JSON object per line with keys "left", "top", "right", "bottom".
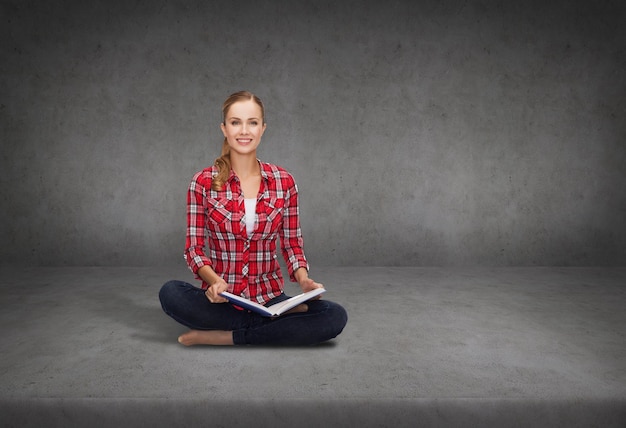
{"left": 212, "top": 138, "right": 231, "bottom": 191}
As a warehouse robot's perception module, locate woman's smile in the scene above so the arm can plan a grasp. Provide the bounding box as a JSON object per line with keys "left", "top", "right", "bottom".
{"left": 220, "top": 99, "right": 266, "bottom": 155}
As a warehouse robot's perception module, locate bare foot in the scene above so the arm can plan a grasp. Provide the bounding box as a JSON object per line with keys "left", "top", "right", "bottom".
{"left": 178, "top": 330, "right": 234, "bottom": 346}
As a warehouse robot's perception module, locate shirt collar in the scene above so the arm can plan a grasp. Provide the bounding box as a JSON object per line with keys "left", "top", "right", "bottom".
{"left": 224, "top": 160, "right": 275, "bottom": 184}
{"left": 258, "top": 161, "right": 275, "bottom": 183}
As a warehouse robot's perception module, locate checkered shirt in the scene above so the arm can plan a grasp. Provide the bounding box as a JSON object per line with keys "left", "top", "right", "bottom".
{"left": 184, "top": 161, "right": 309, "bottom": 305}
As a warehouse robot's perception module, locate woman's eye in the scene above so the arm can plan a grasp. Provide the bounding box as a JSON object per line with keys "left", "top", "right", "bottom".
{"left": 231, "top": 121, "right": 240, "bottom": 125}
{"left": 250, "top": 121, "right": 258, "bottom": 126}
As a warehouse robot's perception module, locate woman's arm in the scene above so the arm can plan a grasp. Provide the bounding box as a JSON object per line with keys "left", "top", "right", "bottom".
{"left": 197, "top": 265, "right": 229, "bottom": 303}
{"left": 280, "top": 175, "right": 310, "bottom": 281}
{"left": 184, "top": 172, "right": 213, "bottom": 277}
{"left": 294, "top": 267, "right": 324, "bottom": 294}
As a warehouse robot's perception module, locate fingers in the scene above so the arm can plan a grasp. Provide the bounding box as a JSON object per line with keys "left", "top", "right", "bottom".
{"left": 205, "top": 290, "right": 228, "bottom": 303}
{"left": 300, "top": 278, "right": 325, "bottom": 299}
{"left": 307, "top": 279, "right": 324, "bottom": 290}
{"left": 308, "top": 282, "right": 324, "bottom": 300}
{"left": 205, "top": 280, "right": 229, "bottom": 303}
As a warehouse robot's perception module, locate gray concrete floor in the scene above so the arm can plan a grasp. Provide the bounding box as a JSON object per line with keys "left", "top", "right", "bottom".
{"left": 1, "top": 266, "right": 625, "bottom": 427}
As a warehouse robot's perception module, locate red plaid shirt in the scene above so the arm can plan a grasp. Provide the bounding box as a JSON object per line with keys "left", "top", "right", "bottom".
{"left": 184, "top": 161, "right": 309, "bottom": 305}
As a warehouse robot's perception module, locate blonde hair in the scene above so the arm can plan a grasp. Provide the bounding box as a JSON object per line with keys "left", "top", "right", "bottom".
{"left": 212, "top": 91, "right": 266, "bottom": 191}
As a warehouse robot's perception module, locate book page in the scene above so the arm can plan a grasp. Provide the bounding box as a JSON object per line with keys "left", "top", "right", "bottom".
{"left": 220, "top": 292, "right": 273, "bottom": 316}
{"left": 267, "top": 288, "right": 326, "bottom": 315}
{"left": 221, "top": 288, "right": 326, "bottom": 317}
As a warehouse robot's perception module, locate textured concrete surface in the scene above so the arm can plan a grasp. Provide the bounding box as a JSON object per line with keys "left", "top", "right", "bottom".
{"left": 0, "top": 267, "right": 624, "bottom": 427}
{"left": 2, "top": 0, "right": 625, "bottom": 267}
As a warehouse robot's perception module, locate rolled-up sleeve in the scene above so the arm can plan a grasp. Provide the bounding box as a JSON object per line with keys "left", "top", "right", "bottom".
{"left": 280, "top": 176, "right": 309, "bottom": 281}
{"left": 184, "top": 171, "right": 212, "bottom": 277}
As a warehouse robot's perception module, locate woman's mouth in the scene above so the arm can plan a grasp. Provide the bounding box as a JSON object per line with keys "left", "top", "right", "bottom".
{"left": 237, "top": 138, "right": 252, "bottom": 145}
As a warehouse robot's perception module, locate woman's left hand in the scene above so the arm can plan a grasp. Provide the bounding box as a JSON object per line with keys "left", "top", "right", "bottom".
{"left": 295, "top": 267, "right": 324, "bottom": 298}
{"left": 298, "top": 278, "right": 324, "bottom": 301}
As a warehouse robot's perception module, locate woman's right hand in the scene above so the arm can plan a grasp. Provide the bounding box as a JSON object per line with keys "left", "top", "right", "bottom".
{"left": 205, "top": 278, "right": 229, "bottom": 303}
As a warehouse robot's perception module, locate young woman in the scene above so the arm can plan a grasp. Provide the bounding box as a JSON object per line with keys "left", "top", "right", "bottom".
{"left": 159, "top": 91, "right": 348, "bottom": 346}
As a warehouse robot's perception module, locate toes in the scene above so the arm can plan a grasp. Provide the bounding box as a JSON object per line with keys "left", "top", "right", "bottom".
{"left": 178, "top": 332, "right": 193, "bottom": 346}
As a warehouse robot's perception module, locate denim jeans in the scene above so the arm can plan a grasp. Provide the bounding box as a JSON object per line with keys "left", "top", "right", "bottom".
{"left": 159, "top": 280, "right": 348, "bottom": 346}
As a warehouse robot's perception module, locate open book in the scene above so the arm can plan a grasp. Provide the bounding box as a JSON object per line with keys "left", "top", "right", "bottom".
{"left": 220, "top": 288, "right": 326, "bottom": 317}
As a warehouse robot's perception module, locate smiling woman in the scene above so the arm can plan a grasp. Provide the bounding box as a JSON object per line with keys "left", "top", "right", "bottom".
{"left": 158, "top": 91, "right": 348, "bottom": 346}
{"left": 213, "top": 91, "right": 267, "bottom": 191}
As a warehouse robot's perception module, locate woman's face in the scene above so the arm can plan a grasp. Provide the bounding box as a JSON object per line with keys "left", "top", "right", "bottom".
{"left": 221, "top": 100, "right": 266, "bottom": 156}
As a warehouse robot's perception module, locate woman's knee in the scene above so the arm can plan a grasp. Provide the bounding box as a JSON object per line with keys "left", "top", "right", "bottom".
{"left": 327, "top": 301, "right": 348, "bottom": 336}
{"left": 312, "top": 300, "right": 347, "bottom": 341}
{"left": 159, "top": 280, "right": 187, "bottom": 311}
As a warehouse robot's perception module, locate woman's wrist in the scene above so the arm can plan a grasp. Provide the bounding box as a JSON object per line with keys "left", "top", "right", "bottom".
{"left": 294, "top": 267, "right": 309, "bottom": 285}
{"left": 198, "top": 265, "right": 221, "bottom": 286}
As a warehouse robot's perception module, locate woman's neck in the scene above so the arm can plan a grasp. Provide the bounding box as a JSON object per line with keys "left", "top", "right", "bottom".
{"left": 230, "top": 152, "right": 260, "bottom": 179}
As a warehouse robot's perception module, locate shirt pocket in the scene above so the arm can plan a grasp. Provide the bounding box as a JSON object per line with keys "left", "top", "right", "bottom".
{"left": 206, "top": 197, "right": 236, "bottom": 234}
{"left": 258, "top": 197, "right": 284, "bottom": 237}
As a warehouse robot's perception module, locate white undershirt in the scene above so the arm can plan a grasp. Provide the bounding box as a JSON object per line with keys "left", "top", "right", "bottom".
{"left": 244, "top": 198, "right": 257, "bottom": 236}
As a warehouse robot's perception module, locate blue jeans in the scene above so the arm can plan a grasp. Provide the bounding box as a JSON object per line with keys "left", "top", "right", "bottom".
{"left": 159, "top": 280, "right": 348, "bottom": 346}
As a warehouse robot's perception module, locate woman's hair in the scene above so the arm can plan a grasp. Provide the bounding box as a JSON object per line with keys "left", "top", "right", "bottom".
{"left": 212, "top": 91, "right": 266, "bottom": 191}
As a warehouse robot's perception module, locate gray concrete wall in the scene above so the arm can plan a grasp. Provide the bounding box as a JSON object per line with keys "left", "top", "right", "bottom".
{"left": 2, "top": 0, "right": 625, "bottom": 267}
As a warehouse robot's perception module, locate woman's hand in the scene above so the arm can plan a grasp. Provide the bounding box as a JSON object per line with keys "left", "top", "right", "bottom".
{"left": 295, "top": 268, "right": 324, "bottom": 298}
{"left": 299, "top": 277, "right": 324, "bottom": 293}
{"left": 205, "top": 278, "right": 229, "bottom": 303}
